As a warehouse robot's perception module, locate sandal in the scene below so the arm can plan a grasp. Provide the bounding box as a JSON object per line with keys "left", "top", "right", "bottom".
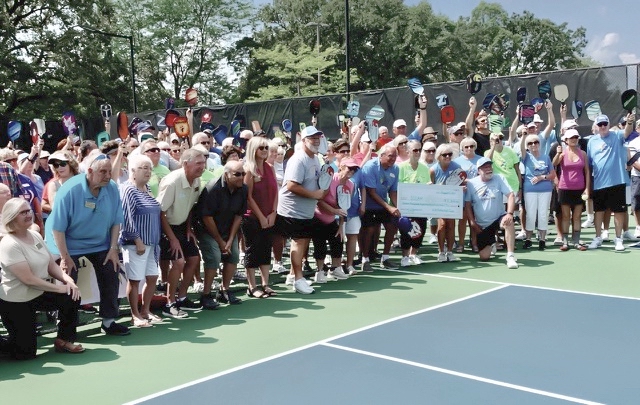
{"left": 574, "top": 243, "right": 588, "bottom": 251}
{"left": 455, "top": 246, "right": 464, "bottom": 253}
{"left": 262, "top": 285, "right": 278, "bottom": 297}
{"left": 145, "top": 313, "right": 163, "bottom": 324}
{"left": 132, "top": 317, "right": 152, "bottom": 328}
{"left": 560, "top": 244, "right": 569, "bottom": 251}
{"left": 54, "top": 338, "right": 85, "bottom": 354}
{"left": 471, "top": 245, "right": 479, "bottom": 253}
{"left": 246, "top": 287, "right": 266, "bottom": 298}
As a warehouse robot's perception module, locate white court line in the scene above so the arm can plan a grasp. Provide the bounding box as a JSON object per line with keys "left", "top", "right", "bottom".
{"left": 322, "top": 342, "right": 605, "bottom": 405}
{"left": 384, "top": 268, "right": 640, "bottom": 301}
{"left": 124, "top": 285, "right": 508, "bottom": 404}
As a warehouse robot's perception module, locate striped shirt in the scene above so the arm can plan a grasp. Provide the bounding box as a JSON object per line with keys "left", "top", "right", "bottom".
{"left": 119, "top": 181, "right": 161, "bottom": 247}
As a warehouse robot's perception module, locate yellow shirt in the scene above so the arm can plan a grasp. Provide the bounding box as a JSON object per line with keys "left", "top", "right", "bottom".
{"left": 157, "top": 169, "right": 202, "bottom": 225}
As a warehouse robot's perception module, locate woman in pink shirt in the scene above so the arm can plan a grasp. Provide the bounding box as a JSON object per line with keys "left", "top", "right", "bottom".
{"left": 552, "top": 129, "right": 591, "bottom": 251}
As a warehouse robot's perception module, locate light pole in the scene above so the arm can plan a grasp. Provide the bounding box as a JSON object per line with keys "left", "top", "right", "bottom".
{"left": 79, "top": 26, "right": 137, "bottom": 113}
{"left": 345, "top": 0, "right": 350, "bottom": 97}
{"left": 305, "top": 22, "right": 328, "bottom": 87}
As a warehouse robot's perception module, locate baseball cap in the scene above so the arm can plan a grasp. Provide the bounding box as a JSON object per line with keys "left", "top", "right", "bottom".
{"left": 301, "top": 126, "right": 323, "bottom": 138}
{"left": 533, "top": 114, "right": 544, "bottom": 123}
{"left": 526, "top": 122, "right": 537, "bottom": 128}
{"left": 561, "top": 129, "right": 580, "bottom": 141}
{"left": 447, "top": 124, "right": 462, "bottom": 135}
{"left": 18, "top": 153, "right": 30, "bottom": 163}
{"left": 422, "top": 141, "right": 436, "bottom": 151}
{"left": 476, "top": 156, "right": 492, "bottom": 169}
{"left": 393, "top": 119, "right": 407, "bottom": 128}
{"left": 341, "top": 157, "right": 359, "bottom": 169}
{"left": 49, "top": 151, "right": 71, "bottom": 162}
{"left": 39, "top": 151, "right": 50, "bottom": 159}
{"left": 561, "top": 119, "right": 578, "bottom": 130}
{"left": 595, "top": 114, "right": 609, "bottom": 125}
{"left": 516, "top": 125, "right": 526, "bottom": 134}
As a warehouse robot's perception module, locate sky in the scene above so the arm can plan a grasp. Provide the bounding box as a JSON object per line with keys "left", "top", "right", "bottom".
{"left": 419, "top": 0, "right": 640, "bottom": 66}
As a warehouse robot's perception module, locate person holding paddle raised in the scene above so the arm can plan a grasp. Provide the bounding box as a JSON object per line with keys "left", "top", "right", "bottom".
{"left": 466, "top": 97, "right": 491, "bottom": 156}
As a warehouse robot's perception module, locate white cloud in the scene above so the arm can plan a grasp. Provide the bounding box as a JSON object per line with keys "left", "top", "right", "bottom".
{"left": 586, "top": 32, "right": 620, "bottom": 65}
{"left": 619, "top": 53, "right": 640, "bottom": 64}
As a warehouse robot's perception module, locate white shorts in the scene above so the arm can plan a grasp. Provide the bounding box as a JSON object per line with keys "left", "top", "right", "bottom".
{"left": 345, "top": 216, "right": 362, "bottom": 235}
{"left": 122, "top": 245, "right": 159, "bottom": 281}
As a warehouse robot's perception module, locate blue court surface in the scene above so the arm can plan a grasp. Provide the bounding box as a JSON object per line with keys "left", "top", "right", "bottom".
{"left": 129, "top": 285, "right": 640, "bottom": 404}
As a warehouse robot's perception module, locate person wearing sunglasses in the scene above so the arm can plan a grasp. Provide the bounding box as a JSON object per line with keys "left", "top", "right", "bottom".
{"left": 41, "top": 151, "right": 79, "bottom": 217}
{"left": 430, "top": 144, "right": 465, "bottom": 262}
{"left": 519, "top": 133, "right": 556, "bottom": 250}
{"left": 192, "top": 132, "right": 221, "bottom": 170}
{"left": 393, "top": 135, "right": 410, "bottom": 163}
{"left": 397, "top": 140, "right": 431, "bottom": 266}
{"left": 196, "top": 160, "right": 248, "bottom": 306}
{"left": 466, "top": 97, "right": 491, "bottom": 156}
{"left": 454, "top": 138, "right": 482, "bottom": 252}
{"left": 100, "top": 140, "right": 129, "bottom": 185}
{"left": 586, "top": 113, "right": 635, "bottom": 251}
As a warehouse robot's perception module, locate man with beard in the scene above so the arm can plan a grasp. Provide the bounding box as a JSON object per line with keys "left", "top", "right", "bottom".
{"left": 464, "top": 157, "right": 518, "bottom": 269}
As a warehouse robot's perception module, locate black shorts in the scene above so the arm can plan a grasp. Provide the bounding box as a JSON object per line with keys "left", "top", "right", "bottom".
{"left": 592, "top": 184, "right": 627, "bottom": 213}
{"left": 241, "top": 216, "right": 274, "bottom": 268}
{"left": 160, "top": 222, "right": 200, "bottom": 260}
{"left": 275, "top": 215, "right": 315, "bottom": 240}
{"left": 631, "top": 176, "right": 640, "bottom": 212}
{"left": 476, "top": 216, "right": 505, "bottom": 251}
{"left": 361, "top": 209, "right": 392, "bottom": 227}
{"left": 558, "top": 189, "right": 584, "bottom": 208}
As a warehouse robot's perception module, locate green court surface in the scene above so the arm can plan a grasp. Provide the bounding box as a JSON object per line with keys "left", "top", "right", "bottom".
{"left": 1, "top": 225, "right": 638, "bottom": 404}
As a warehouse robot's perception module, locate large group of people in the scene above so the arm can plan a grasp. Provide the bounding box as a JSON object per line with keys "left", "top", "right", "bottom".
{"left": 0, "top": 91, "right": 637, "bottom": 360}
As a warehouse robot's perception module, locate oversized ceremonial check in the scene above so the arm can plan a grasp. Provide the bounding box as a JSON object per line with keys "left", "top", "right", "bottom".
{"left": 397, "top": 183, "right": 464, "bottom": 219}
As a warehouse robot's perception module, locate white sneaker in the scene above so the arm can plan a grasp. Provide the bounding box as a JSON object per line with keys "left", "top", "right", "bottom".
{"left": 294, "top": 278, "right": 315, "bottom": 294}
{"left": 506, "top": 255, "right": 518, "bottom": 269}
{"left": 623, "top": 230, "right": 636, "bottom": 241}
{"left": 400, "top": 256, "right": 411, "bottom": 267}
{"left": 515, "top": 230, "right": 527, "bottom": 240}
{"left": 553, "top": 237, "right": 563, "bottom": 246}
{"left": 437, "top": 252, "right": 447, "bottom": 262}
{"left": 491, "top": 244, "right": 497, "bottom": 257}
{"left": 582, "top": 218, "right": 594, "bottom": 228}
{"left": 588, "top": 236, "right": 603, "bottom": 249}
{"left": 615, "top": 237, "right": 625, "bottom": 251}
{"left": 329, "top": 266, "right": 349, "bottom": 280}
{"left": 446, "top": 251, "right": 460, "bottom": 262}
{"left": 346, "top": 265, "right": 358, "bottom": 275}
{"left": 272, "top": 262, "right": 288, "bottom": 274}
{"left": 313, "top": 271, "right": 328, "bottom": 283}
{"left": 189, "top": 281, "right": 204, "bottom": 294}
{"left": 410, "top": 255, "right": 422, "bottom": 265}
{"left": 428, "top": 234, "right": 437, "bottom": 244}
{"left": 602, "top": 230, "right": 609, "bottom": 241}
{"left": 635, "top": 226, "right": 640, "bottom": 239}
{"left": 285, "top": 274, "right": 295, "bottom": 285}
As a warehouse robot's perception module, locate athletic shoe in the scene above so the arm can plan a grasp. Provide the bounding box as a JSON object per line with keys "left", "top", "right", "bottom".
{"left": 553, "top": 237, "right": 563, "bottom": 246}
{"left": 446, "top": 252, "right": 460, "bottom": 262}
{"left": 522, "top": 239, "right": 533, "bottom": 249}
{"left": 635, "top": 226, "right": 640, "bottom": 239}
{"left": 582, "top": 218, "right": 594, "bottom": 228}
{"left": 491, "top": 244, "right": 497, "bottom": 257}
{"left": 506, "top": 255, "right": 518, "bottom": 269}
{"left": 102, "top": 322, "right": 131, "bottom": 336}
{"left": 515, "top": 230, "right": 527, "bottom": 240}
{"left": 162, "top": 303, "right": 188, "bottom": 319}
{"left": 427, "top": 234, "right": 437, "bottom": 244}
{"left": 437, "top": 252, "right": 447, "bottom": 262}
{"left": 233, "top": 270, "right": 247, "bottom": 282}
{"left": 601, "top": 230, "right": 609, "bottom": 241}
{"left": 294, "top": 278, "right": 315, "bottom": 294}
{"left": 346, "top": 265, "right": 358, "bottom": 275}
{"left": 361, "top": 261, "right": 373, "bottom": 272}
{"left": 400, "top": 256, "right": 411, "bottom": 267}
{"left": 329, "top": 266, "right": 349, "bottom": 280}
{"left": 588, "top": 236, "right": 603, "bottom": 250}
{"left": 623, "top": 230, "right": 636, "bottom": 241}
{"left": 538, "top": 240, "right": 546, "bottom": 251}
{"left": 615, "top": 237, "right": 625, "bottom": 251}
{"left": 409, "top": 255, "right": 423, "bottom": 265}
{"left": 285, "top": 274, "right": 295, "bottom": 285}
{"left": 177, "top": 297, "right": 202, "bottom": 311}
{"left": 314, "top": 270, "right": 328, "bottom": 283}
{"left": 200, "top": 293, "right": 220, "bottom": 310}
{"left": 380, "top": 259, "right": 397, "bottom": 269}
{"left": 272, "top": 262, "right": 287, "bottom": 274}
{"left": 217, "top": 290, "right": 242, "bottom": 305}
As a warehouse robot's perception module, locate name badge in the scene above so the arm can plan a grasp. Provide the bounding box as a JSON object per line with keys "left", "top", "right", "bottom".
{"left": 35, "top": 242, "right": 43, "bottom": 250}
{"left": 85, "top": 201, "right": 96, "bottom": 210}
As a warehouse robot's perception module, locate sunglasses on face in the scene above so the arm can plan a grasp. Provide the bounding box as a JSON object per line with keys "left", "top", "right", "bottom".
{"left": 464, "top": 145, "right": 476, "bottom": 149}
{"left": 51, "top": 161, "right": 68, "bottom": 168}
{"left": 145, "top": 147, "right": 160, "bottom": 153}
{"left": 424, "top": 149, "right": 436, "bottom": 153}
{"left": 171, "top": 149, "right": 181, "bottom": 153}
{"left": 411, "top": 148, "right": 421, "bottom": 153}
{"left": 596, "top": 122, "right": 608, "bottom": 127}
{"left": 527, "top": 141, "right": 540, "bottom": 146}
{"left": 161, "top": 148, "right": 171, "bottom": 152}
{"left": 171, "top": 140, "right": 180, "bottom": 145}
{"left": 347, "top": 166, "right": 359, "bottom": 172}
{"left": 200, "top": 141, "right": 210, "bottom": 146}
{"left": 231, "top": 171, "right": 245, "bottom": 177}
{"left": 453, "top": 132, "right": 464, "bottom": 136}
{"left": 257, "top": 146, "right": 268, "bottom": 151}
{"left": 397, "top": 141, "right": 408, "bottom": 146}
{"left": 337, "top": 149, "right": 350, "bottom": 154}
{"left": 441, "top": 153, "right": 453, "bottom": 158}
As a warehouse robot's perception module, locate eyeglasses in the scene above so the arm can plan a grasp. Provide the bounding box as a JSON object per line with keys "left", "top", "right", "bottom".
{"left": 441, "top": 153, "right": 453, "bottom": 158}
{"left": 464, "top": 145, "right": 476, "bottom": 149}
{"left": 231, "top": 171, "right": 245, "bottom": 177}
{"left": 424, "top": 149, "right": 436, "bottom": 153}
{"left": 411, "top": 148, "right": 422, "bottom": 153}
{"left": 257, "top": 146, "right": 268, "bottom": 151}
{"left": 337, "top": 149, "right": 350, "bottom": 154}
{"left": 596, "top": 122, "right": 608, "bottom": 127}
{"left": 18, "top": 209, "right": 32, "bottom": 216}
{"left": 144, "top": 147, "right": 160, "bottom": 153}
{"left": 200, "top": 141, "right": 210, "bottom": 146}
{"left": 51, "top": 161, "right": 68, "bottom": 168}
{"left": 527, "top": 141, "right": 540, "bottom": 146}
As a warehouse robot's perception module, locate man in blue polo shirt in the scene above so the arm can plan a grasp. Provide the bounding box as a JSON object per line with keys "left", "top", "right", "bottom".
{"left": 587, "top": 113, "right": 634, "bottom": 251}
{"left": 46, "top": 153, "right": 128, "bottom": 336}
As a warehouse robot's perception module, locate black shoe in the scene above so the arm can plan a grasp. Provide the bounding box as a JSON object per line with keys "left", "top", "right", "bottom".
{"left": 523, "top": 239, "right": 532, "bottom": 249}
{"left": 217, "top": 290, "right": 242, "bottom": 305}
{"left": 156, "top": 282, "right": 167, "bottom": 292}
{"left": 538, "top": 240, "right": 546, "bottom": 251}
{"left": 370, "top": 251, "right": 381, "bottom": 261}
{"left": 380, "top": 259, "right": 397, "bottom": 269}
{"left": 102, "top": 322, "right": 131, "bottom": 336}
{"left": 176, "top": 297, "right": 202, "bottom": 311}
{"left": 353, "top": 256, "right": 362, "bottom": 266}
{"left": 200, "top": 293, "right": 220, "bottom": 310}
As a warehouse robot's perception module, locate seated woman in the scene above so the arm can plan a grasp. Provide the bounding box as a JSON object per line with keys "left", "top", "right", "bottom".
{"left": 0, "top": 198, "right": 83, "bottom": 360}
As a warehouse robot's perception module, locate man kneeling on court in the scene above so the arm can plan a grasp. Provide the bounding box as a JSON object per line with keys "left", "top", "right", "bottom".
{"left": 464, "top": 157, "right": 518, "bottom": 269}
